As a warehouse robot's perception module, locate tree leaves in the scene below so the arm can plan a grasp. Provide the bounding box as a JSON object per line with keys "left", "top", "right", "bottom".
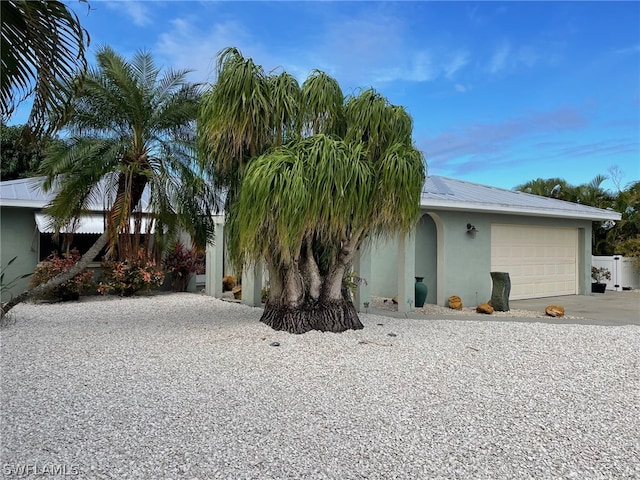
{"left": 1, "top": 0, "right": 89, "bottom": 137}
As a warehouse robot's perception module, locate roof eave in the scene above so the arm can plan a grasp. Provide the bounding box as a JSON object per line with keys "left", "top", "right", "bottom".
{"left": 420, "top": 199, "right": 622, "bottom": 221}
{"left": 0, "top": 199, "right": 46, "bottom": 208}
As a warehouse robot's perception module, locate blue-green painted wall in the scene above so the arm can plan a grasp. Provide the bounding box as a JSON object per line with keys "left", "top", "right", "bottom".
{"left": 1, "top": 207, "right": 39, "bottom": 302}
{"left": 370, "top": 209, "right": 594, "bottom": 307}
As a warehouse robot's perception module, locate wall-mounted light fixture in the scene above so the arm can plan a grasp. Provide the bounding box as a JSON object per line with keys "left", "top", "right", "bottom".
{"left": 466, "top": 223, "right": 478, "bottom": 238}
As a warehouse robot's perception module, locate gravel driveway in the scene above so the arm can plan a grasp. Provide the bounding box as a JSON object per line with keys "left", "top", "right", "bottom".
{"left": 1, "top": 293, "right": 638, "bottom": 479}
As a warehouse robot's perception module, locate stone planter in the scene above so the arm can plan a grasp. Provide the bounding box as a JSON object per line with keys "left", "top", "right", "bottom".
{"left": 591, "top": 282, "right": 606, "bottom": 293}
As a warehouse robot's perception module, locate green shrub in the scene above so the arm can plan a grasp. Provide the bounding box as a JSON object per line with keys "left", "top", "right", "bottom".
{"left": 29, "top": 249, "right": 94, "bottom": 301}
{"left": 98, "top": 251, "right": 164, "bottom": 296}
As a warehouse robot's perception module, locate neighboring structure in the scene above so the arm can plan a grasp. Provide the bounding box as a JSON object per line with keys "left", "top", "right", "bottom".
{"left": 0, "top": 176, "right": 154, "bottom": 301}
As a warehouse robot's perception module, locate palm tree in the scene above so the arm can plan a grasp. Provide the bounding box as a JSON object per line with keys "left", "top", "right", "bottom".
{"left": 602, "top": 180, "right": 640, "bottom": 256}
{"left": 514, "top": 177, "right": 576, "bottom": 200}
{"left": 199, "top": 48, "right": 425, "bottom": 333}
{"left": 1, "top": 0, "right": 89, "bottom": 137}
{"left": 1, "top": 46, "right": 220, "bottom": 318}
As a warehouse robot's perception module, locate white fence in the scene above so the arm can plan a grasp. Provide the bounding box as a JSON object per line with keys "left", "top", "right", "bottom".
{"left": 592, "top": 255, "right": 640, "bottom": 291}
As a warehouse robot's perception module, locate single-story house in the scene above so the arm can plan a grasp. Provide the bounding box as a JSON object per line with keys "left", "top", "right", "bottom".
{"left": 2, "top": 175, "right": 622, "bottom": 311}
{"left": 205, "top": 175, "right": 622, "bottom": 313}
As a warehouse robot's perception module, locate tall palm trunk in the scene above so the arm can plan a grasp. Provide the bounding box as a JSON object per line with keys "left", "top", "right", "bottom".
{"left": 111, "top": 173, "right": 148, "bottom": 260}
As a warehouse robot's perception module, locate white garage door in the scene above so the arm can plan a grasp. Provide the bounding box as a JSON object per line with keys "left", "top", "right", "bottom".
{"left": 491, "top": 225, "right": 577, "bottom": 300}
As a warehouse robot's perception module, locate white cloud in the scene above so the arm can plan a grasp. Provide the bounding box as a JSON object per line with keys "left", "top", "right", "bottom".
{"left": 489, "top": 43, "right": 510, "bottom": 74}
{"left": 106, "top": 1, "right": 151, "bottom": 27}
{"left": 155, "top": 17, "right": 260, "bottom": 83}
{"left": 154, "top": 8, "right": 470, "bottom": 90}
{"left": 488, "top": 42, "right": 548, "bottom": 75}
{"left": 444, "top": 51, "right": 470, "bottom": 79}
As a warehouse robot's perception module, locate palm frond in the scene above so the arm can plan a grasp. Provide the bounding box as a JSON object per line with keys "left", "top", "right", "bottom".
{"left": 1, "top": 0, "right": 89, "bottom": 136}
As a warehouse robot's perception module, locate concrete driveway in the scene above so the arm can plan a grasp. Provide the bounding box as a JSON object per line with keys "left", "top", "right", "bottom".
{"left": 371, "top": 291, "right": 639, "bottom": 326}
{"left": 509, "top": 291, "right": 640, "bottom": 326}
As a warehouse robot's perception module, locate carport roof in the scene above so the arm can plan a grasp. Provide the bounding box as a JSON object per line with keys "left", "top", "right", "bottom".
{"left": 422, "top": 176, "right": 621, "bottom": 221}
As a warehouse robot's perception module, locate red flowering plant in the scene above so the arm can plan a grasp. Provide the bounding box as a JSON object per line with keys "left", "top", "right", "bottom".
{"left": 98, "top": 250, "right": 164, "bottom": 296}
{"left": 162, "top": 240, "right": 204, "bottom": 292}
{"left": 29, "top": 249, "right": 95, "bottom": 301}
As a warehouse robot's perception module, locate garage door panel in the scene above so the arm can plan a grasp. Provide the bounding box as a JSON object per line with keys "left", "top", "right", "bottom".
{"left": 491, "top": 225, "right": 577, "bottom": 300}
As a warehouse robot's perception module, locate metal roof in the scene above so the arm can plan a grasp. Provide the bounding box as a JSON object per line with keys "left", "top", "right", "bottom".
{"left": 1, "top": 175, "right": 622, "bottom": 222}
{"left": 0, "top": 176, "right": 151, "bottom": 211}
{"left": 421, "top": 176, "right": 621, "bottom": 221}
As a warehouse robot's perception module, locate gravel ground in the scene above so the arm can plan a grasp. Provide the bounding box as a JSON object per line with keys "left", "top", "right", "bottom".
{"left": 1, "top": 293, "right": 639, "bottom": 479}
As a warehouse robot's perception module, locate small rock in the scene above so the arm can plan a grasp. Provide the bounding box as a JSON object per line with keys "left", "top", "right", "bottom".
{"left": 391, "top": 296, "right": 398, "bottom": 304}
{"left": 545, "top": 305, "right": 565, "bottom": 317}
{"left": 270, "top": 341, "right": 280, "bottom": 347}
{"left": 448, "top": 295, "right": 463, "bottom": 310}
{"left": 377, "top": 323, "right": 384, "bottom": 326}
{"left": 387, "top": 333, "right": 397, "bottom": 337}
{"left": 476, "top": 303, "right": 494, "bottom": 314}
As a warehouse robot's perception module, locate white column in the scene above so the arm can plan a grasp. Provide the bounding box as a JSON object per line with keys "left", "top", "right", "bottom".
{"left": 205, "top": 220, "right": 224, "bottom": 298}
{"left": 353, "top": 244, "right": 372, "bottom": 313}
{"left": 397, "top": 229, "right": 416, "bottom": 314}
{"left": 242, "top": 262, "right": 263, "bottom": 307}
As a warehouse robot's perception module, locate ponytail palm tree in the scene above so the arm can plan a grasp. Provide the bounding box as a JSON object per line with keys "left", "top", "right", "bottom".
{"left": 199, "top": 48, "right": 425, "bottom": 333}
{"left": 1, "top": 46, "right": 219, "bottom": 318}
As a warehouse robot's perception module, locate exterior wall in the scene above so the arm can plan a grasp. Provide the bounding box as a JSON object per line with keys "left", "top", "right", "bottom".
{"left": 435, "top": 211, "right": 593, "bottom": 306}
{"left": 434, "top": 210, "right": 492, "bottom": 307}
{"left": 369, "top": 234, "right": 399, "bottom": 298}
{"left": 369, "top": 209, "right": 595, "bottom": 307}
{"left": 1, "top": 207, "right": 39, "bottom": 302}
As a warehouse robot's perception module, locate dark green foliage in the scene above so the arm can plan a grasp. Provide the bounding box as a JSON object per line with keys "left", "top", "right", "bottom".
{"left": 515, "top": 175, "right": 640, "bottom": 256}
{"left": 1, "top": 0, "right": 89, "bottom": 137}
{"left": 0, "top": 123, "right": 65, "bottom": 180}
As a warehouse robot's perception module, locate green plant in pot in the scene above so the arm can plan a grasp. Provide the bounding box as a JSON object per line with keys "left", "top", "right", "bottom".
{"left": 591, "top": 266, "right": 611, "bottom": 293}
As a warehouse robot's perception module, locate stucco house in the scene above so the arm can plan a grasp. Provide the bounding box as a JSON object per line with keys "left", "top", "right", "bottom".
{"left": 2, "top": 175, "right": 622, "bottom": 310}
{"left": 207, "top": 175, "right": 622, "bottom": 313}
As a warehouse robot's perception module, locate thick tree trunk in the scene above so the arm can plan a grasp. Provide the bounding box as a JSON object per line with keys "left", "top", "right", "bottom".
{"left": 260, "top": 231, "right": 366, "bottom": 334}
{"left": 260, "top": 298, "right": 363, "bottom": 334}
{"left": 1, "top": 232, "right": 109, "bottom": 319}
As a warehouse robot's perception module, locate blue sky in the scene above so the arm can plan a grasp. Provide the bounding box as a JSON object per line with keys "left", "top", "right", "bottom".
{"left": 13, "top": 1, "right": 640, "bottom": 191}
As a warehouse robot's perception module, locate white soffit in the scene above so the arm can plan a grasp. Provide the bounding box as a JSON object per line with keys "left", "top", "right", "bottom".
{"left": 34, "top": 213, "right": 155, "bottom": 234}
